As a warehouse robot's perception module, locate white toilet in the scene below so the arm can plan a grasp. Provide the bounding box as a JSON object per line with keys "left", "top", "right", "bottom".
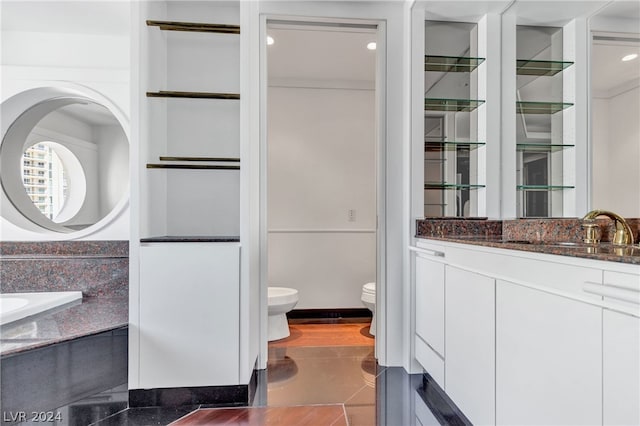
{"left": 361, "top": 282, "right": 376, "bottom": 335}
{"left": 267, "top": 287, "right": 299, "bottom": 341}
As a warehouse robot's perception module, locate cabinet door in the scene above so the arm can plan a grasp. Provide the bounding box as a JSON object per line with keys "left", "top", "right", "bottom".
{"left": 603, "top": 310, "right": 640, "bottom": 425}
{"left": 139, "top": 243, "right": 240, "bottom": 388}
{"left": 445, "top": 266, "right": 495, "bottom": 425}
{"left": 496, "top": 280, "right": 601, "bottom": 425}
{"left": 415, "top": 255, "right": 445, "bottom": 356}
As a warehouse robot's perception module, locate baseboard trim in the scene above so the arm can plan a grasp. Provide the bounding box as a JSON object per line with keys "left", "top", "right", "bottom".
{"left": 418, "top": 372, "right": 472, "bottom": 426}
{"left": 129, "top": 368, "right": 261, "bottom": 408}
{"left": 287, "top": 308, "right": 372, "bottom": 319}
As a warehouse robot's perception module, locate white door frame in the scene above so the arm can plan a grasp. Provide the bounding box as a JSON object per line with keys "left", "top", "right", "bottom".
{"left": 257, "top": 14, "right": 387, "bottom": 368}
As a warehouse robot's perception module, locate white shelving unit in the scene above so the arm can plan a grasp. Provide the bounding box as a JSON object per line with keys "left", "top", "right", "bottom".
{"left": 140, "top": 3, "right": 241, "bottom": 239}
{"left": 131, "top": 1, "right": 244, "bottom": 393}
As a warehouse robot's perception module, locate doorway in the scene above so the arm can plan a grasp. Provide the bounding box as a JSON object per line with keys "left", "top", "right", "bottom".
{"left": 261, "top": 18, "right": 383, "bottom": 364}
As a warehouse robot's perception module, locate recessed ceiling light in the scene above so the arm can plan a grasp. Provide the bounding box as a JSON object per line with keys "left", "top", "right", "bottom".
{"left": 367, "top": 42, "right": 376, "bottom": 51}
{"left": 622, "top": 53, "right": 638, "bottom": 62}
{"left": 267, "top": 36, "right": 274, "bottom": 46}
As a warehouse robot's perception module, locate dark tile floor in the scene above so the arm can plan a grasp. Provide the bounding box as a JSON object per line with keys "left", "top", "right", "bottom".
{"left": 15, "top": 321, "right": 467, "bottom": 425}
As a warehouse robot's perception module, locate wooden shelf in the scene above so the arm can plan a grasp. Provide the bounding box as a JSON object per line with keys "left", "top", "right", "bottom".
{"left": 146, "top": 91, "right": 239, "bottom": 100}
{"left": 146, "top": 20, "right": 240, "bottom": 34}
{"left": 146, "top": 164, "right": 240, "bottom": 170}
{"left": 159, "top": 156, "right": 240, "bottom": 162}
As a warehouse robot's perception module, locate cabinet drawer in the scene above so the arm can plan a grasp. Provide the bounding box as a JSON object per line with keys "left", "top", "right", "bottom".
{"left": 602, "top": 271, "right": 640, "bottom": 314}
{"left": 447, "top": 245, "right": 603, "bottom": 302}
{"left": 415, "top": 255, "right": 445, "bottom": 356}
{"left": 415, "top": 336, "right": 444, "bottom": 389}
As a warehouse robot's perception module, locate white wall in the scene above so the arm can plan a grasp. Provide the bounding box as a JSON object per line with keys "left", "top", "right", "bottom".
{"left": 592, "top": 87, "right": 640, "bottom": 216}
{"left": 97, "top": 124, "right": 129, "bottom": 218}
{"left": 267, "top": 86, "right": 376, "bottom": 309}
{"left": 0, "top": 1, "right": 129, "bottom": 240}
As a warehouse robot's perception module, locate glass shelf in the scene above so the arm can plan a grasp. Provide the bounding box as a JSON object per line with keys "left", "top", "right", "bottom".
{"left": 424, "top": 55, "right": 485, "bottom": 72}
{"left": 516, "top": 59, "right": 573, "bottom": 76}
{"left": 425, "top": 98, "right": 485, "bottom": 112}
{"left": 517, "top": 185, "right": 574, "bottom": 191}
{"left": 516, "top": 101, "right": 573, "bottom": 114}
{"left": 516, "top": 143, "right": 574, "bottom": 152}
{"left": 425, "top": 183, "right": 486, "bottom": 190}
{"left": 425, "top": 141, "right": 485, "bottom": 151}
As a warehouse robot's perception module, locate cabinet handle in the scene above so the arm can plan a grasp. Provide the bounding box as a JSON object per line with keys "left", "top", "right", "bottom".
{"left": 409, "top": 246, "right": 445, "bottom": 258}
{"left": 583, "top": 282, "right": 640, "bottom": 305}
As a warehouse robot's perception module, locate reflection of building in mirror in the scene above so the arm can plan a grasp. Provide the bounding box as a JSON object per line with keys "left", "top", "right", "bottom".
{"left": 21, "top": 143, "right": 68, "bottom": 221}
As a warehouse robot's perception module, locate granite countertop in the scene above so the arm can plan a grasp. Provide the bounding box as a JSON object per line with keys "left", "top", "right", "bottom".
{"left": 417, "top": 234, "right": 640, "bottom": 265}
{"left": 0, "top": 296, "right": 128, "bottom": 357}
{"left": 416, "top": 218, "right": 640, "bottom": 265}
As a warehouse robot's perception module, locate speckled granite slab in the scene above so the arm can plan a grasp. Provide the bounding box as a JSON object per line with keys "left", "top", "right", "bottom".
{"left": 1, "top": 296, "right": 128, "bottom": 356}
{"left": 503, "top": 218, "right": 640, "bottom": 244}
{"left": 416, "top": 218, "right": 502, "bottom": 238}
{"left": 0, "top": 241, "right": 128, "bottom": 297}
{"left": 416, "top": 218, "right": 640, "bottom": 265}
{"left": 1, "top": 241, "right": 129, "bottom": 355}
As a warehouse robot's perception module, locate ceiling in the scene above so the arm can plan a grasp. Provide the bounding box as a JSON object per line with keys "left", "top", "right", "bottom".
{"left": 592, "top": 40, "right": 640, "bottom": 96}
{"left": 267, "top": 24, "right": 377, "bottom": 84}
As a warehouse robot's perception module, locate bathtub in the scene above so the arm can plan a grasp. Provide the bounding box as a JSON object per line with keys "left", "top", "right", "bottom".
{"left": 0, "top": 291, "right": 83, "bottom": 326}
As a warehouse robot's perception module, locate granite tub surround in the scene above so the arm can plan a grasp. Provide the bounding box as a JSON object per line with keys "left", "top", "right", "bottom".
{"left": 0, "top": 296, "right": 128, "bottom": 356}
{"left": 416, "top": 218, "right": 640, "bottom": 265}
{"left": 0, "top": 240, "right": 129, "bottom": 355}
{"left": 0, "top": 240, "right": 128, "bottom": 297}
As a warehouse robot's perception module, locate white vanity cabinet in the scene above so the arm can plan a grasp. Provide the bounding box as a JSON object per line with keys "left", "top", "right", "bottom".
{"left": 601, "top": 271, "right": 640, "bottom": 426}
{"left": 445, "top": 266, "right": 495, "bottom": 426}
{"left": 138, "top": 242, "right": 240, "bottom": 388}
{"left": 414, "top": 244, "right": 446, "bottom": 387}
{"left": 496, "top": 280, "right": 602, "bottom": 425}
{"left": 412, "top": 238, "right": 640, "bottom": 425}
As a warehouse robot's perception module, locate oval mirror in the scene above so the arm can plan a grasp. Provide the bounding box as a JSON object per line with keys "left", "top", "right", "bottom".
{"left": 1, "top": 87, "right": 129, "bottom": 234}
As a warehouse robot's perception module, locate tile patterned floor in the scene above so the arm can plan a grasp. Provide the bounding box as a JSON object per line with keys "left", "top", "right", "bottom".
{"left": 84, "top": 320, "right": 467, "bottom": 425}
{"left": 172, "top": 321, "right": 377, "bottom": 425}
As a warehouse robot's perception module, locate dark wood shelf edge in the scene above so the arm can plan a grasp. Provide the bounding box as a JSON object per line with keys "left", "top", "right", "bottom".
{"left": 146, "top": 164, "right": 240, "bottom": 170}
{"left": 141, "top": 236, "right": 240, "bottom": 243}
{"left": 159, "top": 156, "right": 240, "bottom": 162}
{"left": 146, "top": 20, "right": 240, "bottom": 34}
{"left": 146, "top": 91, "right": 240, "bottom": 99}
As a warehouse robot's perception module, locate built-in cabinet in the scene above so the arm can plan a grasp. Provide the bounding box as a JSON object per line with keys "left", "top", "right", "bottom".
{"left": 414, "top": 251, "right": 445, "bottom": 387}
{"left": 139, "top": 242, "right": 240, "bottom": 388}
{"left": 496, "top": 280, "right": 601, "bottom": 425}
{"left": 413, "top": 239, "right": 640, "bottom": 425}
{"left": 445, "top": 266, "right": 495, "bottom": 425}
{"left": 132, "top": 0, "right": 244, "bottom": 393}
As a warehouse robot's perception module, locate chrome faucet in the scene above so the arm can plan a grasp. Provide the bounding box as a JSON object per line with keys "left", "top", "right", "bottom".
{"left": 582, "top": 210, "right": 635, "bottom": 246}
